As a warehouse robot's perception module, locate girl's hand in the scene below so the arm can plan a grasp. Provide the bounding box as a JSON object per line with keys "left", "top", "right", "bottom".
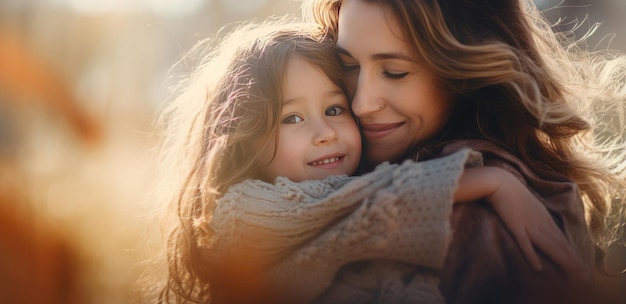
{"left": 455, "top": 167, "right": 586, "bottom": 277}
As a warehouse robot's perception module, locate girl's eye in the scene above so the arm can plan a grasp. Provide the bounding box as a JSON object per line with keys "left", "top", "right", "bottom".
{"left": 282, "top": 115, "right": 303, "bottom": 124}
{"left": 384, "top": 71, "right": 409, "bottom": 79}
{"left": 325, "top": 106, "right": 345, "bottom": 116}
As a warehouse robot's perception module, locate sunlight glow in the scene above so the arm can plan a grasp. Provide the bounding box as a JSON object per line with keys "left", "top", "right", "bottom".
{"left": 57, "top": 0, "right": 206, "bottom": 17}
{"left": 219, "top": 0, "right": 267, "bottom": 14}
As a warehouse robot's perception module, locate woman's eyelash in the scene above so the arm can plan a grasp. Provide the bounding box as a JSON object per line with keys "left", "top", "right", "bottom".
{"left": 384, "top": 71, "right": 409, "bottom": 79}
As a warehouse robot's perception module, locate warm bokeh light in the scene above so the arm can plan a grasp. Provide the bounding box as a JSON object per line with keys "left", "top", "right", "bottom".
{"left": 59, "top": 0, "right": 206, "bottom": 17}
{"left": 0, "top": 0, "right": 624, "bottom": 303}
{"left": 0, "top": 0, "right": 302, "bottom": 302}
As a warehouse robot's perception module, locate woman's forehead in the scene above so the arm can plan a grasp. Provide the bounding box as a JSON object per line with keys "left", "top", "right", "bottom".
{"left": 336, "top": 0, "right": 411, "bottom": 57}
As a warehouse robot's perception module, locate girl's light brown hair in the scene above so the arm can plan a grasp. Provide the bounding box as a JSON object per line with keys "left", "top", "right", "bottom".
{"left": 155, "top": 18, "right": 347, "bottom": 303}
{"left": 303, "top": 0, "right": 626, "bottom": 269}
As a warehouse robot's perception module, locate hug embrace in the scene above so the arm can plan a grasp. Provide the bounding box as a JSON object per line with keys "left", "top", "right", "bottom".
{"left": 153, "top": 0, "right": 626, "bottom": 303}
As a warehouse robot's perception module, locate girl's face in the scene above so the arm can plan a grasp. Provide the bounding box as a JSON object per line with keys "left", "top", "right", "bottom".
{"left": 258, "top": 55, "right": 362, "bottom": 182}
{"left": 336, "top": 0, "right": 454, "bottom": 165}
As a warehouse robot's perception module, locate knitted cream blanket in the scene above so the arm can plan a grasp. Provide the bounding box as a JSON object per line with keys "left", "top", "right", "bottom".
{"left": 208, "top": 149, "right": 482, "bottom": 303}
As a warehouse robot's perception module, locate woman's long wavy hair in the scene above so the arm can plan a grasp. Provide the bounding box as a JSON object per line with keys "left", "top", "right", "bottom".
{"left": 303, "top": 0, "right": 626, "bottom": 266}
{"left": 155, "top": 19, "right": 348, "bottom": 303}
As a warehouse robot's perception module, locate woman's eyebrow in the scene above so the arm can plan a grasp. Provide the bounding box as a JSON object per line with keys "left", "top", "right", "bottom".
{"left": 371, "top": 52, "right": 413, "bottom": 62}
{"left": 336, "top": 46, "right": 413, "bottom": 62}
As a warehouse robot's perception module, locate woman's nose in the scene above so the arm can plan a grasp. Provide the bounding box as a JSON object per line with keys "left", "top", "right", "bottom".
{"left": 312, "top": 119, "right": 338, "bottom": 145}
{"left": 350, "top": 72, "right": 384, "bottom": 117}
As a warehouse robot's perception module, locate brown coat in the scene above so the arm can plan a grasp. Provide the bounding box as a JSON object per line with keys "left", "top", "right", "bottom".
{"left": 317, "top": 139, "right": 595, "bottom": 304}
{"left": 435, "top": 139, "right": 595, "bottom": 304}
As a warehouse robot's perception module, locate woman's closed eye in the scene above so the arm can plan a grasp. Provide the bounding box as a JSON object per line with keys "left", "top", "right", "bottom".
{"left": 383, "top": 70, "right": 409, "bottom": 79}
{"left": 282, "top": 114, "right": 303, "bottom": 124}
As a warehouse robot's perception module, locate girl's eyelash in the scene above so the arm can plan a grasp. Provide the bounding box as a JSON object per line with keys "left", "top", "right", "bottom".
{"left": 281, "top": 115, "right": 303, "bottom": 124}
{"left": 326, "top": 105, "right": 347, "bottom": 116}
{"left": 384, "top": 71, "right": 409, "bottom": 79}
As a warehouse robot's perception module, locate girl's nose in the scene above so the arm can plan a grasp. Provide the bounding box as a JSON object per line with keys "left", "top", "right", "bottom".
{"left": 350, "top": 72, "right": 385, "bottom": 117}
{"left": 312, "top": 119, "right": 338, "bottom": 145}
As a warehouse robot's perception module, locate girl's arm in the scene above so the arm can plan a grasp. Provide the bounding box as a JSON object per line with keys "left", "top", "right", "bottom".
{"left": 454, "top": 166, "right": 585, "bottom": 276}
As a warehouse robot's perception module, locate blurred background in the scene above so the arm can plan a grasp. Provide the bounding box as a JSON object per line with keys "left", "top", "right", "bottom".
{"left": 0, "top": 0, "right": 624, "bottom": 303}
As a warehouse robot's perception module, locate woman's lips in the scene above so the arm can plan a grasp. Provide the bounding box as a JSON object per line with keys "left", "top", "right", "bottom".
{"left": 360, "top": 122, "right": 404, "bottom": 139}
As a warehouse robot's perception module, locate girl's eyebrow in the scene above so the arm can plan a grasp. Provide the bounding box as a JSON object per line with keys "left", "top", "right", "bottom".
{"left": 336, "top": 45, "right": 413, "bottom": 62}
{"left": 283, "top": 90, "right": 345, "bottom": 106}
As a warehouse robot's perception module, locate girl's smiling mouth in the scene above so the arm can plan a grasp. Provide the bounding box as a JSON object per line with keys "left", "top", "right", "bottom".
{"left": 308, "top": 154, "right": 345, "bottom": 168}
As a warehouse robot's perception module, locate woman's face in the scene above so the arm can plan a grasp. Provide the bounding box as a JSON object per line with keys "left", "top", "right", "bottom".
{"left": 336, "top": 0, "right": 454, "bottom": 165}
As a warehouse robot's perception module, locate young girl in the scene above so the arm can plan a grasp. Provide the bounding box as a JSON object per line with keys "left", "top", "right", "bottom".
{"left": 156, "top": 19, "right": 582, "bottom": 303}
{"left": 303, "top": 0, "right": 626, "bottom": 302}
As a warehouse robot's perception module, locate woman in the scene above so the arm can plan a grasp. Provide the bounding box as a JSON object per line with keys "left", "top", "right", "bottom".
{"left": 302, "top": 0, "right": 626, "bottom": 303}
{"left": 155, "top": 17, "right": 581, "bottom": 304}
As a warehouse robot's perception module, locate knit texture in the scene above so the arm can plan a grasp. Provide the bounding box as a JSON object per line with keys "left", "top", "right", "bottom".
{"left": 315, "top": 261, "right": 443, "bottom": 304}
{"left": 208, "top": 149, "right": 482, "bottom": 303}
